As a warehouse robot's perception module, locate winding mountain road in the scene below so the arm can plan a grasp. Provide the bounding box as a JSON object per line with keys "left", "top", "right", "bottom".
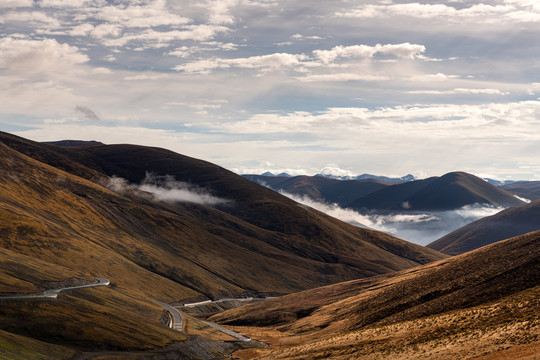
{"left": 155, "top": 300, "right": 184, "bottom": 331}
{"left": 156, "top": 301, "right": 252, "bottom": 342}
{"left": 0, "top": 277, "right": 110, "bottom": 300}
{"left": 201, "top": 320, "right": 251, "bottom": 342}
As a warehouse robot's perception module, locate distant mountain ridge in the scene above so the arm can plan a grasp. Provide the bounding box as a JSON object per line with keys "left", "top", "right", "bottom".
{"left": 252, "top": 171, "right": 416, "bottom": 183}
{"left": 243, "top": 174, "right": 389, "bottom": 207}
{"left": 245, "top": 171, "right": 524, "bottom": 212}
{"left": 428, "top": 199, "right": 540, "bottom": 255}
{"left": 348, "top": 171, "right": 524, "bottom": 211}
{"left": 502, "top": 181, "right": 540, "bottom": 201}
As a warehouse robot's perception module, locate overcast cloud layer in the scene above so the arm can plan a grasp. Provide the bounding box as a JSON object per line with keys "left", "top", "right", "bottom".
{"left": 1, "top": 0, "right": 539, "bottom": 179}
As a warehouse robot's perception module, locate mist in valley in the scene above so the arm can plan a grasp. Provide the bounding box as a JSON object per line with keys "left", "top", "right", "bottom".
{"left": 280, "top": 191, "right": 505, "bottom": 245}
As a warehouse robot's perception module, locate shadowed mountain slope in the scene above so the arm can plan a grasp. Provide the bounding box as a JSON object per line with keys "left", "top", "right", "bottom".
{"left": 348, "top": 171, "right": 523, "bottom": 211}
{"left": 243, "top": 174, "right": 389, "bottom": 207}
{"left": 0, "top": 132, "right": 445, "bottom": 296}
{"left": 0, "top": 133, "right": 447, "bottom": 356}
{"left": 502, "top": 181, "right": 540, "bottom": 201}
{"left": 428, "top": 199, "right": 540, "bottom": 255}
{"left": 211, "top": 231, "right": 540, "bottom": 359}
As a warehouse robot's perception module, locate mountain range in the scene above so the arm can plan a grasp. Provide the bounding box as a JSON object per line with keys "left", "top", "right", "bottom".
{"left": 245, "top": 171, "right": 524, "bottom": 211}
{"left": 0, "top": 131, "right": 444, "bottom": 356}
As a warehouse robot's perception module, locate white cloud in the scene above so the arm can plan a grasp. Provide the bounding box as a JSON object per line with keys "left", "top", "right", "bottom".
{"left": 70, "top": 23, "right": 94, "bottom": 36}
{"left": 95, "top": 0, "right": 191, "bottom": 28}
{"left": 313, "top": 43, "right": 426, "bottom": 64}
{"left": 319, "top": 166, "right": 356, "bottom": 178}
{"left": 296, "top": 73, "right": 389, "bottom": 82}
{"left": 0, "top": 0, "right": 32, "bottom": 8}
{"left": 513, "top": 194, "right": 531, "bottom": 203}
{"left": 207, "top": 0, "right": 239, "bottom": 25}
{"left": 139, "top": 173, "right": 230, "bottom": 206}
{"left": 90, "top": 24, "right": 122, "bottom": 39}
{"left": 174, "top": 52, "right": 307, "bottom": 73}
{"left": 0, "top": 37, "right": 88, "bottom": 75}
{"left": 337, "top": 2, "right": 540, "bottom": 23}
{"left": 407, "top": 88, "right": 509, "bottom": 96}
{"left": 91, "top": 67, "right": 112, "bottom": 75}
{"left": 102, "top": 25, "right": 228, "bottom": 47}
{"left": 174, "top": 43, "right": 427, "bottom": 74}
{"left": 39, "top": 0, "right": 90, "bottom": 7}
{"left": 0, "top": 11, "right": 61, "bottom": 28}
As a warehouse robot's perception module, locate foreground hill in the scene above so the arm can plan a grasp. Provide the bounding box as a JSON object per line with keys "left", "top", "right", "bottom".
{"left": 348, "top": 171, "right": 523, "bottom": 211}
{"left": 428, "top": 199, "right": 540, "bottom": 255}
{"left": 211, "top": 231, "right": 540, "bottom": 359}
{"left": 502, "top": 181, "right": 540, "bottom": 201}
{"left": 243, "top": 174, "right": 389, "bottom": 206}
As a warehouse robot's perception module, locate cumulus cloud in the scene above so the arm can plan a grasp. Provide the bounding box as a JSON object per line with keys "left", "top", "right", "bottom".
{"left": 0, "top": 37, "right": 88, "bottom": 75}
{"left": 313, "top": 43, "right": 426, "bottom": 64}
{"left": 0, "top": 11, "right": 61, "bottom": 28}
{"left": 174, "top": 42, "right": 429, "bottom": 74}
{"left": 0, "top": 0, "right": 32, "bottom": 8}
{"left": 174, "top": 52, "right": 307, "bottom": 73}
{"left": 337, "top": 2, "right": 540, "bottom": 23}
{"left": 207, "top": 0, "right": 240, "bottom": 25}
{"left": 94, "top": 1, "right": 191, "bottom": 28}
{"left": 206, "top": 100, "right": 540, "bottom": 144}
{"left": 102, "top": 25, "right": 228, "bottom": 47}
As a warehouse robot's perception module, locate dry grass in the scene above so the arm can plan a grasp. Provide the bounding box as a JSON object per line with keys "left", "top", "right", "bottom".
{"left": 232, "top": 286, "right": 539, "bottom": 359}
{"left": 182, "top": 313, "right": 237, "bottom": 341}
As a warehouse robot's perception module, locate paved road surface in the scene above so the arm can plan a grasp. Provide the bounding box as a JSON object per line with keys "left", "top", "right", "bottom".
{"left": 0, "top": 277, "right": 110, "bottom": 300}
{"left": 201, "top": 320, "right": 251, "bottom": 342}
{"left": 156, "top": 301, "right": 251, "bottom": 342}
{"left": 156, "top": 300, "right": 184, "bottom": 331}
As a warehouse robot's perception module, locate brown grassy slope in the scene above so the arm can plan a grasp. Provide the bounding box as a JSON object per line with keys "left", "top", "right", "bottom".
{"left": 213, "top": 231, "right": 539, "bottom": 359}
{"left": 1, "top": 132, "right": 445, "bottom": 288}
{"left": 0, "top": 137, "right": 445, "bottom": 298}
{"left": 0, "top": 247, "right": 93, "bottom": 294}
{"left": 0, "top": 247, "right": 184, "bottom": 354}
{"left": 0, "top": 142, "right": 205, "bottom": 300}
{"left": 60, "top": 143, "right": 444, "bottom": 266}
{"left": 429, "top": 199, "right": 540, "bottom": 255}
{"left": 233, "top": 286, "right": 539, "bottom": 360}
{"left": 211, "top": 230, "right": 539, "bottom": 333}
{"left": 0, "top": 287, "right": 185, "bottom": 353}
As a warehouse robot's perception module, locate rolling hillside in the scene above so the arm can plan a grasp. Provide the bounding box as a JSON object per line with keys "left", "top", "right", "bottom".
{"left": 243, "top": 174, "right": 389, "bottom": 206}
{"left": 0, "top": 131, "right": 446, "bottom": 355}
{"left": 348, "top": 171, "right": 524, "bottom": 211}
{"left": 211, "top": 231, "right": 540, "bottom": 359}
{"left": 428, "top": 199, "right": 540, "bottom": 255}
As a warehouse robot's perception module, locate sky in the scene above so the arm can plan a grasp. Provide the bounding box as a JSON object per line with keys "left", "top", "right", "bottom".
{"left": 1, "top": 0, "right": 540, "bottom": 180}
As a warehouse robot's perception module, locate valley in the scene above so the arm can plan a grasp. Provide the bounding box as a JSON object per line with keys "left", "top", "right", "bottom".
{"left": 0, "top": 131, "right": 538, "bottom": 359}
